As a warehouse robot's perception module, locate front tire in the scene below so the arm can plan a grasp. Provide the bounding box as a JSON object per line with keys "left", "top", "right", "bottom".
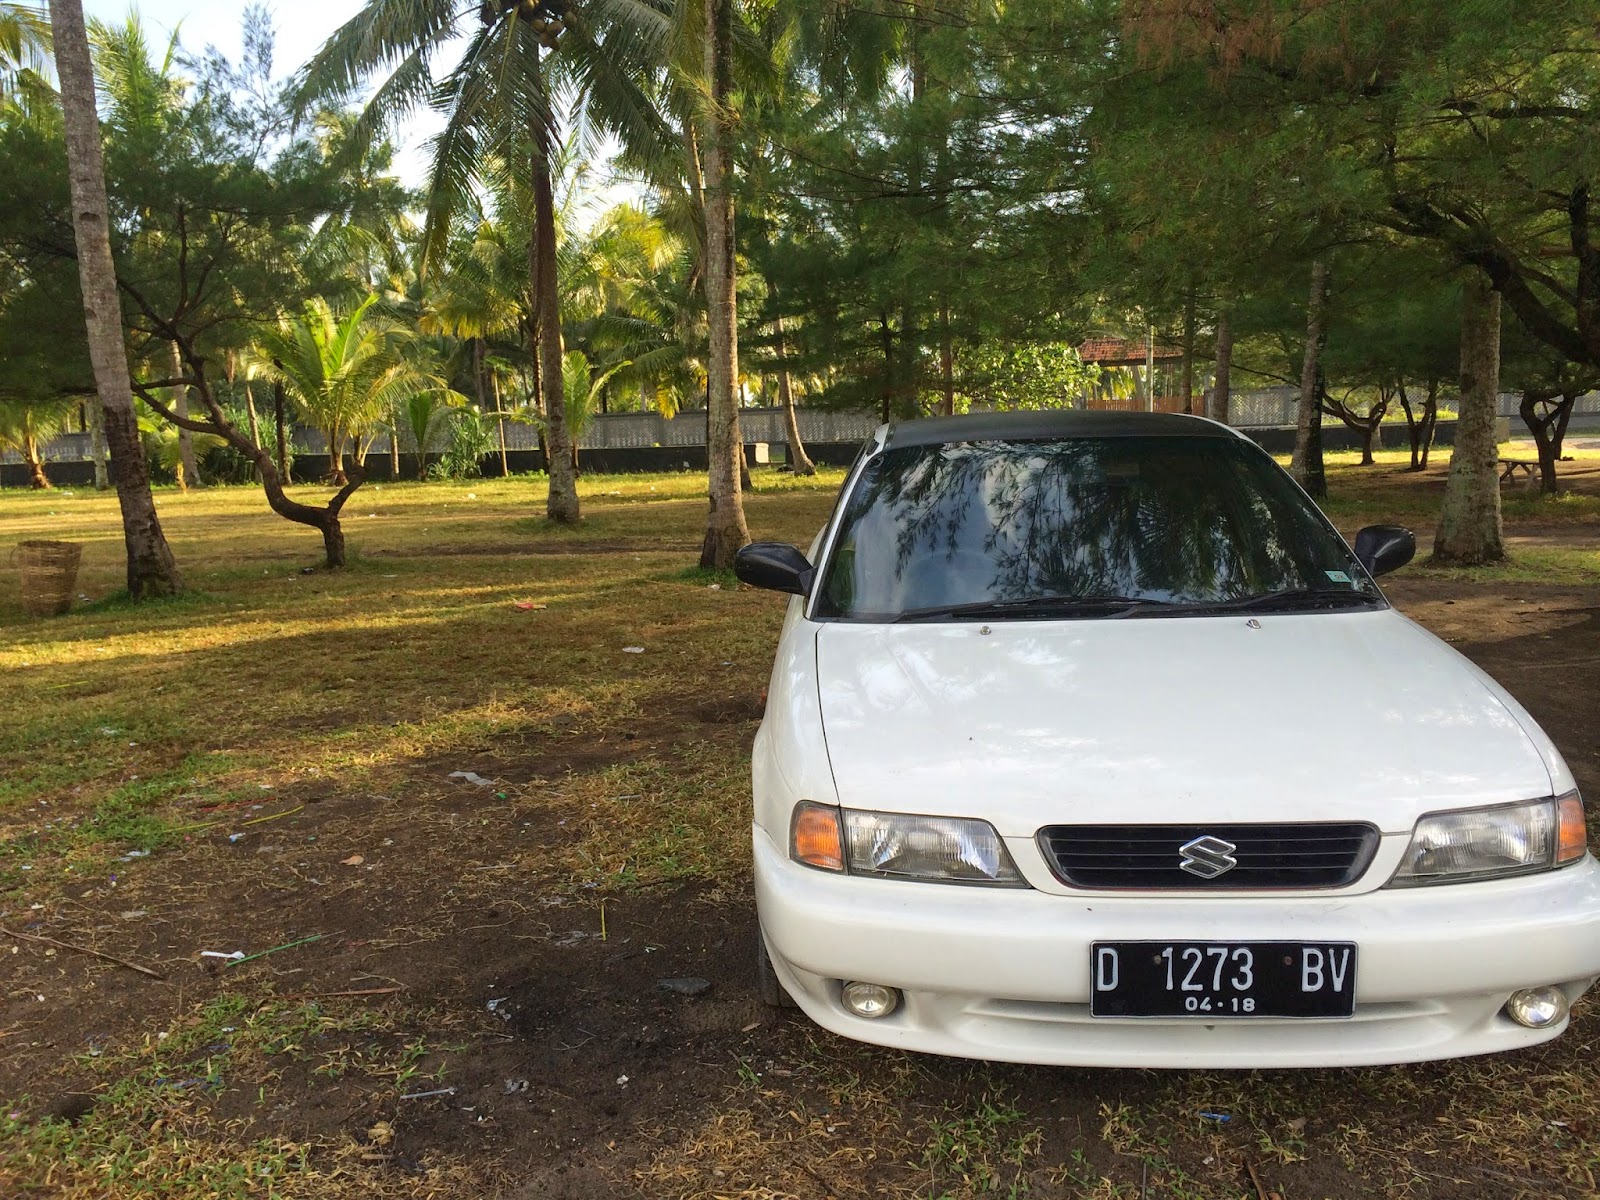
{"left": 756, "top": 929, "right": 798, "bottom": 1009}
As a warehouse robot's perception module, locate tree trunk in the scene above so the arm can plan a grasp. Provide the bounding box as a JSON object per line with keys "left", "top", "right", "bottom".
{"left": 527, "top": 343, "right": 547, "bottom": 467}
{"left": 1519, "top": 388, "right": 1577, "bottom": 496}
{"left": 1292, "top": 260, "right": 1328, "bottom": 498}
{"left": 1210, "top": 309, "right": 1232, "bottom": 424}
{"left": 273, "top": 377, "right": 289, "bottom": 482}
{"left": 697, "top": 0, "right": 750, "bottom": 568}
{"left": 1434, "top": 273, "right": 1506, "bottom": 564}
{"left": 900, "top": 301, "right": 920, "bottom": 414}
{"left": 49, "top": 0, "right": 181, "bottom": 597}
{"left": 1419, "top": 378, "right": 1439, "bottom": 468}
{"left": 390, "top": 421, "right": 401, "bottom": 478}
{"left": 137, "top": 357, "right": 360, "bottom": 569}
{"left": 494, "top": 371, "right": 508, "bottom": 476}
{"left": 736, "top": 404, "right": 752, "bottom": 493}
{"left": 775, "top": 316, "right": 814, "bottom": 475}
{"left": 1180, "top": 293, "right": 1196, "bottom": 414}
{"left": 23, "top": 428, "right": 50, "bottom": 489}
{"left": 1553, "top": 390, "right": 1576, "bottom": 460}
{"left": 86, "top": 399, "right": 110, "bottom": 489}
{"left": 531, "top": 111, "right": 579, "bottom": 524}
{"left": 321, "top": 517, "right": 346, "bottom": 568}
{"left": 326, "top": 427, "right": 347, "bottom": 487}
{"left": 1520, "top": 389, "right": 1559, "bottom": 495}
{"left": 939, "top": 302, "right": 955, "bottom": 416}
{"left": 878, "top": 314, "right": 895, "bottom": 422}
{"left": 242, "top": 379, "right": 263, "bottom": 482}
{"left": 169, "top": 341, "right": 200, "bottom": 489}
{"left": 1398, "top": 381, "right": 1420, "bottom": 469}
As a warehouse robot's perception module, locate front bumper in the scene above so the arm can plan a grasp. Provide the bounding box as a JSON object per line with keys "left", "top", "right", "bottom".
{"left": 753, "top": 826, "right": 1600, "bottom": 1068}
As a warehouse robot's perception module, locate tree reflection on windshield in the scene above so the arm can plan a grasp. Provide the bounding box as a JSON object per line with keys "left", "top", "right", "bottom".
{"left": 816, "top": 436, "right": 1377, "bottom": 620}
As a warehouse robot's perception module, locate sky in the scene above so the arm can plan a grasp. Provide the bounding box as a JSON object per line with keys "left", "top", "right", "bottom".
{"left": 79, "top": 0, "right": 441, "bottom": 186}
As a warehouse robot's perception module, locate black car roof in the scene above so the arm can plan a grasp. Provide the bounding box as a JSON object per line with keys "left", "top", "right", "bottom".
{"left": 882, "top": 409, "right": 1236, "bottom": 449}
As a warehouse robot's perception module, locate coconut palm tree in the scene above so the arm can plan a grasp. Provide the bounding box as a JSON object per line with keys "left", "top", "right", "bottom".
{"left": 397, "top": 387, "right": 464, "bottom": 478}
{"left": 0, "top": 1, "right": 51, "bottom": 119}
{"left": 135, "top": 407, "right": 225, "bottom": 488}
{"left": 593, "top": 0, "right": 784, "bottom": 562}
{"left": 47, "top": 0, "right": 182, "bottom": 595}
{"left": 89, "top": 14, "right": 208, "bottom": 487}
{"left": 0, "top": 393, "right": 71, "bottom": 488}
{"left": 561, "top": 201, "right": 694, "bottom": 407}
{"left": 298, "top": 0, "right": 674, "bottom": 525}
{"left": 690, "top": 0, "right": 749, "bottom": 565}
{"left": 255, "top": 295, "right": 451, "bottom": 487}
{"left": 557, "top": 348, "right": 628, "bottom": 468}
{"left": 304, "top": 109, "right": 419, "bottom": 297}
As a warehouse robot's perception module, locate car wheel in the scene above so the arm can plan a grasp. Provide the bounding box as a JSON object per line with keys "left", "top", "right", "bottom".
{"left": 756, "top": 930, "right": 798, "bottom": 1009}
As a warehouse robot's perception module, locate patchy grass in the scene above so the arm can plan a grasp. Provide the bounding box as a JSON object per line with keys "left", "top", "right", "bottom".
{"left": 0, "top": 469, "right": 843, "bottom": 892}
{"left": 2, "top": 458, "right": 1599, "bottom": 1199}
{"left": 921, "top": 1094, "right": 1042, "bottom": 1198}
{"left": 0, "top": 992, "right": 476, "bottom": 1199}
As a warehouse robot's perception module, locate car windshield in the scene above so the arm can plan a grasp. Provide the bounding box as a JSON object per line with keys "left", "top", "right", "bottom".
{"left": 815, "top": 435, "right": 1383, "bottom": 621}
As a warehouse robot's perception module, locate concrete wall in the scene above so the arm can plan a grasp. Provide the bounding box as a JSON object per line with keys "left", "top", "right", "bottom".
{"left": 1242, "top": 420, "right": 1457, "bottom": 456}
{"left": 1, "top": 441, "right": 867, "bottom": 489}
{"left": 0, "top": 423, "right": 1456, "bottom": 489}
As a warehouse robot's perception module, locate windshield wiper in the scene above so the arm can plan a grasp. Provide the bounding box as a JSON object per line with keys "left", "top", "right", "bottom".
{"left": 892, "top": 595, "right": 1176, "bottom": 623}
{"left": 1210, "top": 587, "right": 1378, "bottom": 612}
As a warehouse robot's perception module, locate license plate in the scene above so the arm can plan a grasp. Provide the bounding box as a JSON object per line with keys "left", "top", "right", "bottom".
{"left": 1090, "top": 941, "right": 1357, "bottom": 1018}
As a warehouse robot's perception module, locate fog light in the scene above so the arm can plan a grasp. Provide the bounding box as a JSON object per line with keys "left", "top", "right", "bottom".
{"left": 1505, "top": 986, "right": 1569, "bottom": 1029}
{"left": 841, "top": 981, "right": 900, "bottom": 1019}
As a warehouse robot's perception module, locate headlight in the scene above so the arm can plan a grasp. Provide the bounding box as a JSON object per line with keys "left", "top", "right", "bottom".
{"left": 789, "top": 802, "right": 1025, "bottom": 887}
{"left": 1387, "top": 793, "right": 1587, "bottom": 887}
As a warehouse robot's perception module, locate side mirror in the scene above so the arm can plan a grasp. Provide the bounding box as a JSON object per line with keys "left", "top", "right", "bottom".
{"left": 1353, "top": 525, "right": 1416, "bottom": 578}
{"left": 735, "top": 541, "right": 816, "bottom": 595}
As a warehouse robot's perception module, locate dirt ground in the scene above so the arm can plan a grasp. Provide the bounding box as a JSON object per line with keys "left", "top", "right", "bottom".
{"left": 3, "top": 459, "right": 1600, "bottom": 1199}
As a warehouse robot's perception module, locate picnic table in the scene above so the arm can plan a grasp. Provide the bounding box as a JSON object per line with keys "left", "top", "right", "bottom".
{"left": 1499, "top": 458, "right": 1538, "bottom": 482}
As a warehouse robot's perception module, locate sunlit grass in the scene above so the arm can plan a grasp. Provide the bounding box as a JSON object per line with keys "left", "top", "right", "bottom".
{"left": 0, "top": 470, "right": 840, "bottom": 890}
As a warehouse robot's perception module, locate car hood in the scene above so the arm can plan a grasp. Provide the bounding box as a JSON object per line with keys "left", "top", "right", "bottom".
{"left": 814, "top": 610, "right": 1553, "bottom": 834}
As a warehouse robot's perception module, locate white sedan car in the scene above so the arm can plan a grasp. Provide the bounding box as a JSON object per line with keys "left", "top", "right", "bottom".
{"left": 736, "top": 410, "right": 1600, "bottom": 1068}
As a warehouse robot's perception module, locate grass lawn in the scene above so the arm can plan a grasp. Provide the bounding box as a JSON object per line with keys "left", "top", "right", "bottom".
{"left": 1, "top": 453, "right": 1598, "bottom": 1199}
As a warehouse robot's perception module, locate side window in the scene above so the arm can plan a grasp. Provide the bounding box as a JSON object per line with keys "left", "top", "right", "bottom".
{"left": 817, "top": 452, "right": 884, "bottom": 617}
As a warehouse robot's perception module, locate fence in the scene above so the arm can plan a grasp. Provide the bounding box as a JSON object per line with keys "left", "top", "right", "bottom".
{"left": 282, "top": 407, "right": 884, "bottom": 457}
{"left": 580, "top": 407, "right": 881, "bottom": 450}
{"left": 15, "top": 431, "right": 94, "bottom": 462}
{"left": 1496, "top": 392, "right": 1600, "bottom": 418}
{"left": 20, "top": 390, "right": 1595, "bottom": 468}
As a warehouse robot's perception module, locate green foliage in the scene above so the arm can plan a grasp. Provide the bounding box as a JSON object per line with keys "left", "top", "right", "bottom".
{"left": 399, "top": 387, "right": 462, "bottom": 475}
{"left": 963, "top": 342, "right": 1103, "bottom": 411}
{"left": 0, "top": 392, "right": 73, "bottom": 469}
{"left": 560, "top": 349, "right": 628, "bottom": 444}
{"left": 135, "top": 406, "right": 226, "bottom": 485}
{"left": 430, "top": 407, "right": 498, "bottom": 480}
{"left": 0, "top": 0, "right": 1596, "bottom": 561}
{"left": 254, "top": 295, "right": 454, "bottom": 477}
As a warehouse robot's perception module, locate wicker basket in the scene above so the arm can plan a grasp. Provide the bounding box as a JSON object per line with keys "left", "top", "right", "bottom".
{"left": 15, "top": 540, "right": 83, "bottom": 617}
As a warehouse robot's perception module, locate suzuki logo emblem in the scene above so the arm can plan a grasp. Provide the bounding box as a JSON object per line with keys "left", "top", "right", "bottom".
{"left": 1178, "top": 835, "right": 1239, "bottom": 879}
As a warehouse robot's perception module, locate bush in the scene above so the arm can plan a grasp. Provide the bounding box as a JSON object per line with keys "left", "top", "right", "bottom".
{"left": 429, "top": 409, "right": 498, "bottom": 480}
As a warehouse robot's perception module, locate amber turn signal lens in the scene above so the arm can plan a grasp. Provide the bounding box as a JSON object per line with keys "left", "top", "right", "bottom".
{"left": 1557, "top": 791, "right": 1588, "bottom": 864}
{"left": 791, "top": 802, "right": 845, "bottom": 871}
